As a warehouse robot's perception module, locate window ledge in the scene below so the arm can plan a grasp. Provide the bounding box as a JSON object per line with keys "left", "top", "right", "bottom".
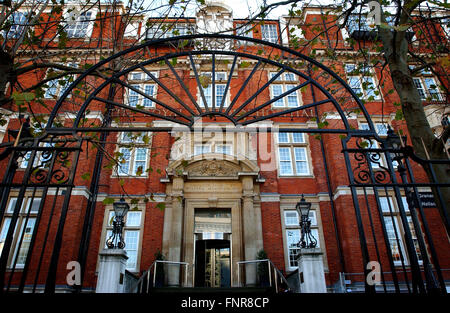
{"left": 278, "top": 175, "right": 314, "bottom": 178}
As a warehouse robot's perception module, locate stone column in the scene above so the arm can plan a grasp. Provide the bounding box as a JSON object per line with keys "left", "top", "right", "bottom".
{"left": 241, "top": 176, "right": 257, "bottom": 286}
{"left": 296, "top": 248, "right": 327, "bottom": 293}
{"left": 167, "top": 177, "right": 184, "bottom": 286}
{"left": 96, "top": 249, "right": 128, "bottom": 293}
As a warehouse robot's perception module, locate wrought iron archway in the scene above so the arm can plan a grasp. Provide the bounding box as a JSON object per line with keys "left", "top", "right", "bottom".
{"left": 0, "top": 35, "right": 448, "bottom": 294}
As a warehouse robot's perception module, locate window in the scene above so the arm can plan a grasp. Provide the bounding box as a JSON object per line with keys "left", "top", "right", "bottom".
{"left": 19, "top": 142, "right": 54, "bottom": 169}
{"left": 215, "top": 144, "right": 232, "bottom": 155}
{"left": 276, "top": 132, "right": 310, "bottom": 176}
{"left": 146, "top": 23, "right": 194, "bottom": 39}
{"left": 237, "top": 23, "right": 253, "bottom": 37}
{"left": 0, "top": 197, "right": 41, "bottom": 268}
{"left": 198, "top": 72, "right": 228, "bottom": 108}
{"left": 379, "top": 197, "right": 423, "bottom": 265}
{"left": 284, "top": 209, "right": 319, "bottom": 269}
{"left": 359, "top": 122, "right": 390, "bottom": 169}
{"left": 105, "top": 210, "right": 142, "bottom": 271}
{"left": 117, "top": 132, "right": 150, "bottom": 176}
{"left": 441, "top": 17, "right": 449, "bottom": 37}
{"left": 124, "top": 21, "right": 140, "bottom": 37}
{"left": 347, "top": 15, "right": 373, "bottom": 33}
{"left": 193, "top": 144, "right": 211, "bottom": 156}
{"left": 65, "top": 11, "right": 94, "bottom": 38}
{"left": 269, "top": 72, "right": 300, "bottom": 108}
{"left": 126, "top": 71, "right": 158, "bottom": 108}
{"left": 261, "top": 24, "right": 278, "bottom": 43}
{"left": 412, "top": 76, "right": 442, "bottom": 101}
{"left": 284, "top": 211, "right": 299, "bottom": 226}
{"left": 286, "top": 229, "right": 301, "bottom": 268}
{"left": 345, "top": 64, "right": 381, "bottom": 100}
{"left": 44, "top": 63, "right": 78, "bottom": 99}
{"left": 5, "top": 12, "right": 27, "bottom": 39}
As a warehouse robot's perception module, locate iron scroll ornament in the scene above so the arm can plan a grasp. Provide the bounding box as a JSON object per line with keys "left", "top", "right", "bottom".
{"left": 26, "top": 134, "right": 75, "bottom": 185}
{"left": 352, "top": 137, "right": 392, "bottom": 185}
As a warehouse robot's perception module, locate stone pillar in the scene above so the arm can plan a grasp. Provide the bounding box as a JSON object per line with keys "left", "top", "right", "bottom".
{"left": 241, "top": 176, "right": 257, "bottom": 286}
{"left": 167, "top": 177, "right": 184, "bottom": 286}
{"left": 296, "top": 248, "right": 327, "bottom": 293}
{"left": 96, "top": 249, "right": 128, "bottom": 293}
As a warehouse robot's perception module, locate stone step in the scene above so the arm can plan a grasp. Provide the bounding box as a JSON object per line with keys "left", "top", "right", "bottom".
{"left": 148, "top": 287, "right": 274, "bottom": 293}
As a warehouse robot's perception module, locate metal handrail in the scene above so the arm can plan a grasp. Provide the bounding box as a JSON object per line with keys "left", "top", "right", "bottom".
{"left": 236, "top": 259, "right": 292, "bottom": 293}
{"left": 132, "top": 260, "right": 189, "bottom": 293}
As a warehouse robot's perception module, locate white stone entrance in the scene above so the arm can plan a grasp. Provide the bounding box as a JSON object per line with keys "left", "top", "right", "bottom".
{"left": 161, "top": 156, "right": 263, "bottom": 287}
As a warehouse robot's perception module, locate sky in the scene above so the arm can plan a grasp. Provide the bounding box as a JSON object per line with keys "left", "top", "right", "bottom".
{"left": 141, "top": 0, "right": 333, "bottom": 19}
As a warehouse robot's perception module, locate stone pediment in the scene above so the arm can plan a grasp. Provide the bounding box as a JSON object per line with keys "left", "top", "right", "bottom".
{"left": 165, "top": 155, "right": 260, "bottom": 181}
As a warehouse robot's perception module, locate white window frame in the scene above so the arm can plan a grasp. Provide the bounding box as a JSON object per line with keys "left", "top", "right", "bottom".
{"left": 146, "top": 23, "right": 195, "bottom": 39}
{"left": 19, "top": 142, "right": 54, "bottom": 169}
{"left": 4, "top": 11, "right": 28, "bottom": 39}
{"left": 193, "top": 144, "right": 211, "bottom": 156}
{"left": 43, "top": 63, "right": 78, "bottom": 99}
{"left": 215, "top": 144, "right": 233, "bottom": 155}
{"left": 63, "top": 7, "right": 97, "bottom": 39}
{"left": 198, "top": 72, "right": 229, "bottom": 108}
{"left": 116, "top": 132, "right": 150, "bottom": 177}
{"left": 261, "top": 24, "right": 278, "bottom": 43}
{"left": 412, "top": 76, "right": 442, "bottom": 101}
{"left": 269, "top": 72, "right": 301, "bottom": 108}
{"left": 359, "top": 122, "right": 392, "bottom": 169}
{"left": 283, "top": 208, "right": 319, "bottom": 270}
{"left": 237, "top": 23, "right": 253, "bottom": 38}
{"left": 379, "top": 196, "right": 424, "bottom": 266}
{"left": 126, "top": 71, "right": 158, "bottom": 108}
{"left": 276, "top": 132, "right": 310, "bottom": 176}
{"left": 345, "top": 64, "right": 381, "bottom": 100}
{"left": 124, "top": 20, "right": 141, "bottom": 37}
{"left": 0, "top": 197, "right": 41, "bottom": 268}
{"left": 104, "top": 209, "right": 143, "bottom": 272}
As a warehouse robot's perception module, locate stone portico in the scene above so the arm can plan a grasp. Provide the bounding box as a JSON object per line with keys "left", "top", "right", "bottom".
{"left": 161, "top": 155, "right": 264, "bottom": 287}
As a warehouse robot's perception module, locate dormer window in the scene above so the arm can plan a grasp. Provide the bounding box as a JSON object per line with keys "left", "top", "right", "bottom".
{"left": 65, "top": 10, "right": 95, "bottom": 38}
{"left": 146, "top": 23, "right": 194, "bottom": 39}
{"left": 261, "top": 24, "right": 278, "bottom": 43}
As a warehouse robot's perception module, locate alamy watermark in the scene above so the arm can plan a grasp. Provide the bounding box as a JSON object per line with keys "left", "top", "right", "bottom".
{"left": 366, "top": 261, "right": 381, "bottom": 286}
{"left": 66, "top": 261, "right": 81, "bottom": 286}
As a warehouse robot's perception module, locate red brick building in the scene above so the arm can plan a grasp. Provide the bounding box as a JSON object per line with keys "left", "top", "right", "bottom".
{"left": 0, "top": 2, "right": 448, "bottom": 293}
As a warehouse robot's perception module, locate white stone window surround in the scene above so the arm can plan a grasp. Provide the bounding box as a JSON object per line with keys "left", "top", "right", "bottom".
{"left": 197, "top": 72, "right": 229, "bottom": 108}
{"left": 345, "top": 64, "right": 382, "bottom": 101}
{"left": 43, "top": 62, "right": 78, "bottom": 99}
{"left": 103, "top": 207, "right": 144, "bottom": 272}
{"left": 115, "top": 131, "right": 152, "bottom": 177}
{"left": 124, "top": 20, "right": 142, "bottom": 38}
{"left": 261, "top": 23, "right": 279, "bottom": 43}
{"left": 0, "top": 196, "right": 41, "bottom": 268}
{"left": 379, "top": 196, "right": 424, "bottom": 266}
{"left": 282, "top": 207, "right": 320, "bottom": 270}
{"left": 359, "top": 121, "right": 395, "bottom": 169}
{"left": 268, "top": 72, "right": 302, "bottom": 108}
{"left": 275, "top": 131, "right": 312, "bottom": 177}
{"left": 62, "top": 6, "right": 97, "bottom": 39}
{"left": 126, "top": 70, "right": 159, "bottom": 108}
{"left": 4, "top": 11, "right": 29, "bottom": 39}
{"left": 412, "top": 76, "right": 443, "bottom": 101}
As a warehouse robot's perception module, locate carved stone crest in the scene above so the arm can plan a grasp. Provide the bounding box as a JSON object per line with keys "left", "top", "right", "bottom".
{"left": 187, "top": 160, "right": 238, "bottom": 177}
